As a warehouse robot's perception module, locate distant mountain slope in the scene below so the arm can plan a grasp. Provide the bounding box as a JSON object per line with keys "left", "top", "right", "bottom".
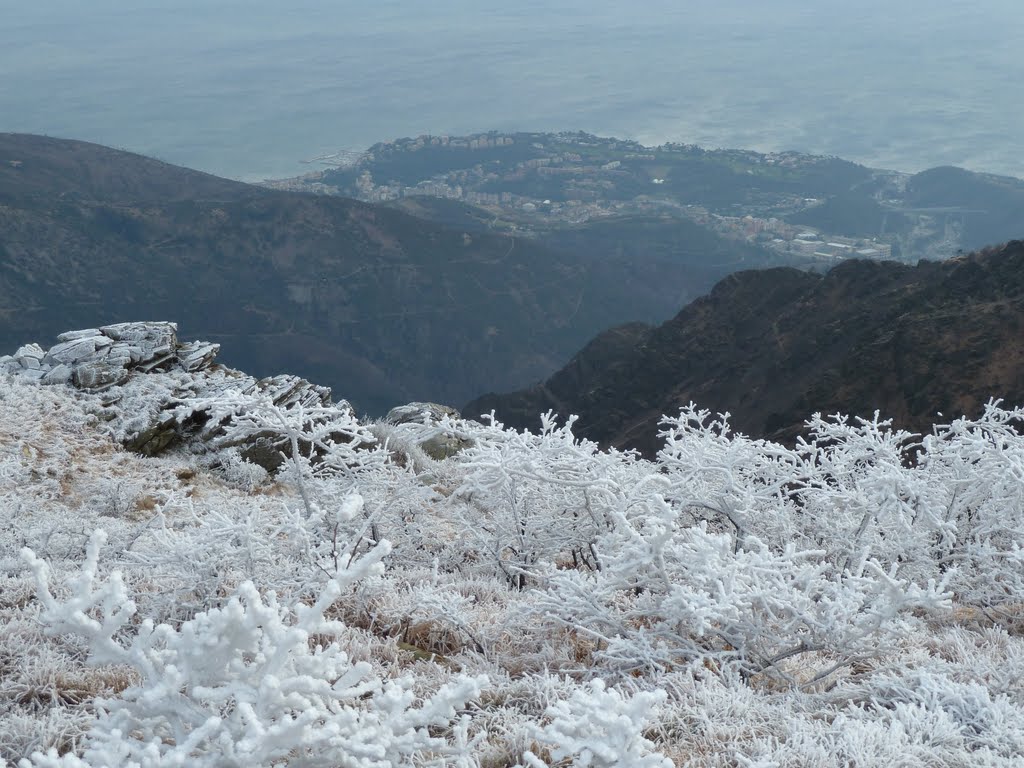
{"left": 787, "top": 166, "right": 1024, "bottom": 251}
{"left": 0, "top": 134, "right": 792, "bottom": 414}
{"left": 535, "top": 215, "right": 789, "bottom": 320}
{"left": 786, "top": 191, "right": 912, "bottom": 239}
{"left": 903, "top": 166, "right": 1024, "bottom": 250}
{"left": 0, "top": 133, "right": 251, "bottom": 203}
{"left": 384, "top": 197, "right": 503, "bottom": 234}
{"left": 386, "top": 197, "right": 798, "bottom": 324}
{"left": 466, "top": 241, "right": 1024, "bottom": 454}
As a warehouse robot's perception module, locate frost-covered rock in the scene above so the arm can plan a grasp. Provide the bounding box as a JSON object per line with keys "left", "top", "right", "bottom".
{"left": 19, "top": 368, "right": 47, "bottom": 381}
{"left": 72, "top": 361, "right": 129, "bottom": 390}
{"left": 47, "top": 335, "right": 113, "bottom": 365}
{"left": 1, "top": 322, "right": 200, "bottom": 394}
{"left": 40, "top": 363, "right": 73, "bottom": 385}
{"left": 385, "top": 401, "right": 461, "bottom": 426}
{"left": 385, "top": 401, "right": 473, "bottom": 460}
{"left": 0, "top": 323, "right": 351, "bottom": 463}
{"left": 14, "top": 343, "right": 45, "bottom": 361}
{"left": 55, "top": 327, "right": 103, "bottom": 342}
{"left": 176, "top": 340, "right": 220, "bottom": 372}
{"left": 100, "top": 321, "right": 176, "bottom": 348}
{"left": 240, "top": 373, "right": 335, "bottom": 412}
{"left": 187, "top": 373, "right": 361, "bottom": 472}
{"left": 0, "top": 321, "right": 387, "bottom": 476}
{"left": 122, "top": 411, "right": 180, "bottom": 456}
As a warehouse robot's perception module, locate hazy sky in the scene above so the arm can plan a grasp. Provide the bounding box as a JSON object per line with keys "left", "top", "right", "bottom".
{"left": 2, "top": 0, "right": 1021, "bottom": 180}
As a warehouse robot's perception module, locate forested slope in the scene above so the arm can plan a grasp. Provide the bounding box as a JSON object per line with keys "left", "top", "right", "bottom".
{"left": 468, "top": 240, "right": 1024, "bottom": 455}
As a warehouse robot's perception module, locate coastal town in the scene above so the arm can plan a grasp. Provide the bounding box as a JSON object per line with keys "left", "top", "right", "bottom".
{"left": 267, "top": 131, "right": 965, "bottom": 263}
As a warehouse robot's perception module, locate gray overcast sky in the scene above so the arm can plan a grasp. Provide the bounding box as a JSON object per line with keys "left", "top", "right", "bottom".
{"left": 2, "top": 0, "right": 1021, "bottom": 179}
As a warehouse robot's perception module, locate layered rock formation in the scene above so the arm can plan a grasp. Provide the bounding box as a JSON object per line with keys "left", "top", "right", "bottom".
{"left": 1, "top": 322, "right": 338, "bottom": 461}
{"left": 1, "top": 322, "right": 218, "bottom": 390}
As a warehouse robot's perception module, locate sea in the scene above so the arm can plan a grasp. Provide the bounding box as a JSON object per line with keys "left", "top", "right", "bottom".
{"left": 2, "top": 0, "right": 1022, "bottom": 182}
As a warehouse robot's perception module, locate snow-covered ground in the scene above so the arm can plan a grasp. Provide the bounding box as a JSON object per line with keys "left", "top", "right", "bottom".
{"left": 1, "top": 328, "right": 1023, "bottom": 766}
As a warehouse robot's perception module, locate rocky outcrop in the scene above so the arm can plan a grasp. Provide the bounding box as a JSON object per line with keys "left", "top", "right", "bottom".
{"left": 1, "top": 321, "right": 487, "bottom": 481}
{"left": 1, "top": 322, "right": 342, "bottom": 464}
{"left": 384, "top": 402, "right": 472, "bottom": 460}
{"left": 0, "top": 322, "right": 214, "bottom": 390}
{"left": 114, "top": 369, "right": 338, "bottom": 462}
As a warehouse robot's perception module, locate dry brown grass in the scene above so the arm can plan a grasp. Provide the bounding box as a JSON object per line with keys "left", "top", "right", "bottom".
{"left": 401, "top": 620, "right": 466, "bottom": 658}
{"left": 0, "top": 580, "right": 36, "bottom": 611}
{"left": 249, "top": 481, "right": 289, "bottom": 497}
{"left": 5, "top": 661, "right": 138, "bottom": 715}
{"left": 930, "top": 601, "right": 1024, "bottom": 636}
{"left": 133, "top": 494, "right": 160, "bottom": 513}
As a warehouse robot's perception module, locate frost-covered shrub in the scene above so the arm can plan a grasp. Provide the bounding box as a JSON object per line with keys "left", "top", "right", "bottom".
{"left": 656, "top": 403, "right": 1024, "bottom": 638}
{"left": 20, "top": 527, "right": 486, "bottom": 767}
{"left": 783, "top": 412, "right": 948, "bottom": 579}
{"left": 179, "top": 388, "right": 387, "bottom": 515}
{"left": 215, "top": 451, "right": 270, "bottom": 492}
{"left": 656, "top": 406, "right": 942, "bottom": 573}
{"left": 656, "top": 405, "right": 802, "bottom": 550}
{"left": 521, "top": 679, "right": 672, "bottom": 768}
{"left": 913, "top": 402, "right": 1024, "bottom": 620}
{"left": 449, "top": 412, "right": 647, "bottom": 586}
{"left": 529, "top": 494, "right": 951, "bottom": 682}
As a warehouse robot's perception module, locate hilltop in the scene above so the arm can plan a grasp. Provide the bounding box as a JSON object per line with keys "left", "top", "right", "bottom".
{"left": 2, "top": 321, "right": 1024, "bottom": 765}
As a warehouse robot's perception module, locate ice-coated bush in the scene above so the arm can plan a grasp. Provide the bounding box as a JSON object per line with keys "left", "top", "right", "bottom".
{"left": 448, "top": 412, "right": 647, "bottom": 586}
{"left": 528, "top": 494, "right": 951, "bottom": 681}
{"left": 19, "top": 527, "right": 485, "bottom": 767}
{"left": 521, "top": 679, "right": 672, "bottom": 768}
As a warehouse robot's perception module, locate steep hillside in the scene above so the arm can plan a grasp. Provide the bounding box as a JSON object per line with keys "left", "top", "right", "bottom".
{"left": 0, "top": 134, "right": 773, "bottom": 414}
{"left": 467, "top": 241, "right": 1024, "bottom": 454}
{"left": 3, "top": 323, "right": 1024, "bottom": 765}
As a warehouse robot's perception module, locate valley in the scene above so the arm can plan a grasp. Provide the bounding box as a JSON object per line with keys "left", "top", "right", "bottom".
{"left": 0, "top": 133, "right": 798, "bottom": 417}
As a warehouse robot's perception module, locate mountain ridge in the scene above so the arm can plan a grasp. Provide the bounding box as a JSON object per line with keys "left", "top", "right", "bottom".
{"left": 0, "top": 132, "right": 253, "bottom": 203}
{"left": 466, "top": 241, "right": 1024, "bottom": 454}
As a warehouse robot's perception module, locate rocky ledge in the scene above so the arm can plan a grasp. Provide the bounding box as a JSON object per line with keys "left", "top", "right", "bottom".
{"left": 1, "top": 322, "right": 468, "bottom": 471}
{"left": 0, "top": 322, "right": 220, "bottom": 390}
{"left": 2, "top": 322, "right": 340, "bottom": 460}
